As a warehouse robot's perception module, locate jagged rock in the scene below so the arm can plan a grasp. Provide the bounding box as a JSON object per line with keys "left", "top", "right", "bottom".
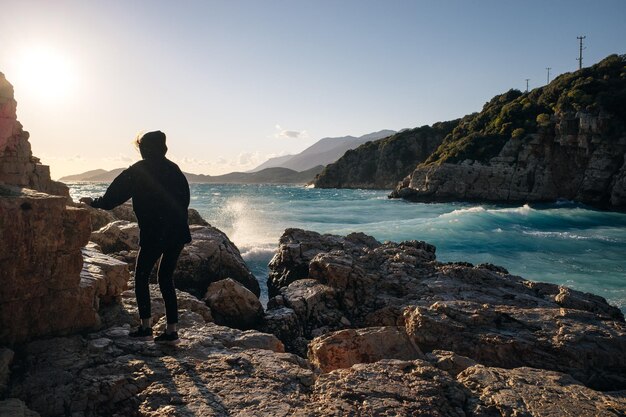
{"left": 204, "top": 278, "right": 264, "bottom": 330}
{"left": 0, "top": 399, "right": 40, "bottom": 417}
{"left": 0, "top": 187, "right": 95, "bottom": 344}
{"left": 88, "top": 221, "right": 258, "bottom": 299}
{"left": 259, "top": 307, "right": 304, "bottom": 354}
{"left": 79, "top": 202, "right": 117, "bottom": 230}
{"left": 265, "top": 229, "right": 626, "bottom": 390}
{"left": 188, "top": 207, "right": 209, "bottom": 226}
{"left": 268, "top": 228, "right": 381, "bottom": 296}
{"left": 280, "top": 279, "right": 343, "bottom": 343}
{"left": 81, "top": 244, "right": 129, "bottom": 304}
{"left": 308, "top": 326, "right": 424, "bottom": 372}
{"left": 426, "top": 350, "right": 478, "bottom": 377}
{"left": 404, "top": 300, "right": 626, "bottom": 391}
{"left": 90, "top": 220, "right": 140, "bottom": 253}
{"left": 110, "top": 202, "right": 137, "bottom": 222}
{"left": 83, "top": 202, "right": 208, "bottom": 232}
{"left": 0, "top": 72, "right": 67, "bottom": 196}
{"left": 459, "top": 365, "right": 626, "bottom": 416}
{"left": 309, "top": 359, "right": 468, "bottom": 416}
{"left": 176, "top": 225, "right": 259, "bottom": 297}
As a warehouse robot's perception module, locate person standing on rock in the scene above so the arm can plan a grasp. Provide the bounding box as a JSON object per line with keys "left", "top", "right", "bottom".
{"left": 80, "top": 130, "right": 191, "bottom": 344}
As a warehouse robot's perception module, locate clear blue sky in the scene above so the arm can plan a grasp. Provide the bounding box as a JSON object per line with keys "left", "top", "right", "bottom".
{"left": 1, "top": 0, "right": 625, "bottom": 178}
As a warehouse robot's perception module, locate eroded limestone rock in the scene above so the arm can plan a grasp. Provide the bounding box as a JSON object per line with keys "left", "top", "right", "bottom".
{"left": 459, "top": 365, "right": 626, "bottom": 417}
{"left": 204, "top": 278, "right": 264, "bottom": 330}
{"left": 265, "top": 229, "right": 626, "bottom": 390}
{"left": 308, "top": 326, "right": 424, "bottom": 372}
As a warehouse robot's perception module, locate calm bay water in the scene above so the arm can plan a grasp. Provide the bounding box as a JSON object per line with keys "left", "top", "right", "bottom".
{"left": 69, "top": 183, "right": 626, "bottom": 311}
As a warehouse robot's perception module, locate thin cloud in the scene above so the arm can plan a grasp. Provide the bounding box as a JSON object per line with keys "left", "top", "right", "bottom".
{"left": 274, "top": 124, "right": 307, "bottom": 139}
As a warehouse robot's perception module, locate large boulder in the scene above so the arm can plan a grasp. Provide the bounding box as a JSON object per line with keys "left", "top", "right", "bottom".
{"left": 176, "top": 225, "right": 259, "bottom": 297}
{"left": 308, "top": 326, "right": 424, "bottom": 372}
{"left": 204, "top": 278, "right": 264, "bottom": 330}
{"left": 268, "top": 228, "right": 381, "bottom": 297}
{"left": 89, "top": 220, "right": 139, "bottom": 253}
{"left": 0, "top": 187, "right": 102, "bottom": 345}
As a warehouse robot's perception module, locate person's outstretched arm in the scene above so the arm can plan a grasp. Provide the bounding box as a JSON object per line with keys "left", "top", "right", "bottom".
{"left": 84, "top": 169, "right": 134, "bottom": 210}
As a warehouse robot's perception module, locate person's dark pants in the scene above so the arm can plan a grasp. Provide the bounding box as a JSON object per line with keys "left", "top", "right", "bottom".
{"left": 134, "top": 243, "right": 184, "bottom": 325}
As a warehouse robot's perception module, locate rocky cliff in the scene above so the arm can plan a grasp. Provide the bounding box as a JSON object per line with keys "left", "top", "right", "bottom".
{"left": 0, "top": 73, "right": 128, "bottom": 345}
{"left": 314, "top": 122, "right": 456, "bottom": 189}
{"left": 0, "top": 73, "right": 67, "bottom": 196}
{"left": 391, "top": 54, "right": 626, "bottom": 208}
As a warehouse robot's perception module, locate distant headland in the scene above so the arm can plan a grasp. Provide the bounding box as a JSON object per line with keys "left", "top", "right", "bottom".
{"left": 315, "top": 54, "right": 626, "bottom": 211}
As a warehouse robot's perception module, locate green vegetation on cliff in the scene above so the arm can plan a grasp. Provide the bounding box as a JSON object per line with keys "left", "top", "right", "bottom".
{"left": 426, "top": 54, "right": 626, "bottom": 165}
{"left": 314, "top": 121, "right": 457, "bottom": 189}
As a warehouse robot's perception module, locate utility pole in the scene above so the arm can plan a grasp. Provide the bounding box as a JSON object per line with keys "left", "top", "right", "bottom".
{"left": 577, "top": 35, "right": 586, "bottom": 69}
{"left": 525, "top": 78, "right": 530, "bottom": 93}
{"left": 546, "top": 67, "right": 551, "bottom": 84}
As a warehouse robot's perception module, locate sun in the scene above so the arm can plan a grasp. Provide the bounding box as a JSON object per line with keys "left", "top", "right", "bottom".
{"left": 13, "top": 46, "right": 75, "bottom": 103}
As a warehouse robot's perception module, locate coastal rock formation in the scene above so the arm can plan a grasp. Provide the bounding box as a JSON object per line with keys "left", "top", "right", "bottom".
{"left": 9, "top": 272, "right": 624, "bottom": 417}
{"left": 392, "top": 55, "right": 626, "bottom": 208}
{"left": 458, "top": 366, "right": 626, "bottom": 416}
{"left": 0, "top": 72, "right": 130, "bottom": 345}
{"left": 0, "top": 73, "right": 67, "bottom": 196}
{"left": 265, "top": 229, "right": 626, "bottom": 391}
{"left": 83, "top": 201, "right": 208, "bottom": 231}
{"left": 267, "top": 228, "right": 381, "bottom": 297}
{"left": 314, "top": 122, "right": 456, "bottom": 189}
{"left": 90, "top": 220, "right": 140, "bottom": 253}
{"left": 308, "top": 326, "right": 424, "bottom": 372}
{"left": 204, "top": 278, "right": 264, "bottom": 330}
{"left": 0, "top": 186, "right": 129, "bottom": 345}
{"left": 86, "top": 218, "right": 259, "bottom": 297}
{"left": 177, "top": 225, "right": 260, "bottom": 297}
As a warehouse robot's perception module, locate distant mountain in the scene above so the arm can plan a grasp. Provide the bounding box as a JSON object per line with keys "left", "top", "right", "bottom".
{"left": 60, "top": 165, "right": 323, "bottom": 185}
{"left": 249, "top": 154, "right": 295, "bottom": 172}
{"left": 57, "top": 169, "right": 111, "bottom": 182}
{"left": 248, "top": 130, "right": 396, "bottom": 172}
{"left": 60, "top": 168, "right": 125, "bottom": 182}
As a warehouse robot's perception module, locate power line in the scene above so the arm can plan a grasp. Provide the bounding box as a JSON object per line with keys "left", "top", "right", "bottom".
{"left": 577, "top": 35, "right": 586, "bottom": 69}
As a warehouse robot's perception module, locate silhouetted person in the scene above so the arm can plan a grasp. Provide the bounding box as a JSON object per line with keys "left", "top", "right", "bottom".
{"left": 80, "top": 130, "right": 191, "bottom": 344}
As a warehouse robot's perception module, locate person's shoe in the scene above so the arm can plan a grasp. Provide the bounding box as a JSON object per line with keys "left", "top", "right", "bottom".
{"left": 129, "top": 326, "right": 153, "bottom": 341}
{"left": 155, "top": 331, "right": 180, "bottom": 345}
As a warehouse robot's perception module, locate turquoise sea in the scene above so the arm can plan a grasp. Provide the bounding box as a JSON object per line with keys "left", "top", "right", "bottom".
{"left": 69, "top": 183, "right": 626, "bottom": 312}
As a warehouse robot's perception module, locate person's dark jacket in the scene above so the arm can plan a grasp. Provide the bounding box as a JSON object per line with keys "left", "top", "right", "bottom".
{"left": 90, "top": 157, "right": 192, "bottom": 248}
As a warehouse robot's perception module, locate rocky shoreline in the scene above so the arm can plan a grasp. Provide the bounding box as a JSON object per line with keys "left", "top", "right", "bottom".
{"left": 1, "top": 222, "right": 625, "bottom": 416}
{"left": 2, "top": 68, "right": 626, "bottom": 416}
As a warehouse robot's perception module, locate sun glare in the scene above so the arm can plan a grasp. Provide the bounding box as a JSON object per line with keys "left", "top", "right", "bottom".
{"left": 14, "top": 46, "right": 76, "bottom": 103}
